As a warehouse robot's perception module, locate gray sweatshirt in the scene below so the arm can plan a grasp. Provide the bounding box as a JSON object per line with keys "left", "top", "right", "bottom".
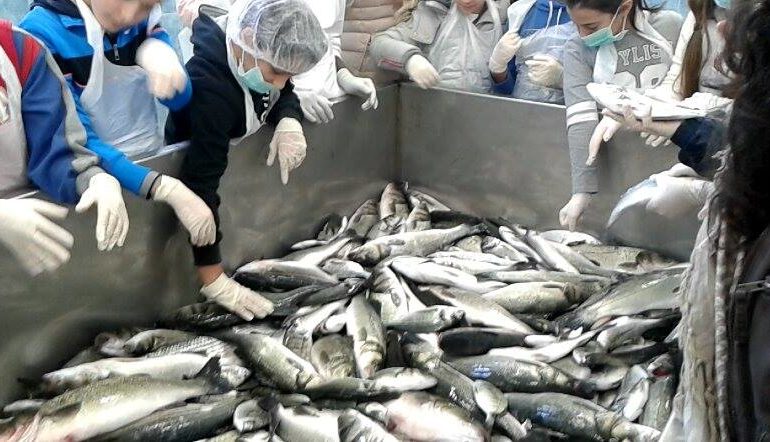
{"left": 563, "top": 11, "right": 683, "bottom": 194}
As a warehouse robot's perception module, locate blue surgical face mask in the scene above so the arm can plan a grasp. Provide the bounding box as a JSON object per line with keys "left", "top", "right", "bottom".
{"left": 237, "top": 55, "right": 278, "bottom": 95}
{"left": 581, "top": 4, "right": 626, "bottom": 47}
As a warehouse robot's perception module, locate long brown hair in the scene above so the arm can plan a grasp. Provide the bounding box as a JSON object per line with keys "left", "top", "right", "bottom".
{"left": 677, "top": 0, "right": 716, "bottom": 97}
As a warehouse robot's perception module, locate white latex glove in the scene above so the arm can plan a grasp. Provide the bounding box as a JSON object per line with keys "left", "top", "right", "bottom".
{"left": 75, "top": 173, "right": 129, "bottom": 251}
{"left": 586, "top": 116, "right": 623, "bottom": 166}
{"left": 488, "top": 32, "right": 522, "bottom": 74}
{"left": 201, "top": 273, "right": 274, "bottom": 320}
{"left": 525, "top": 54, "right": 563, "bottom": 88}
{"left": 405, "top": 54, "right": 439, "bottom": 89}
{"left": 337, "top": 68, "right": 378, "bottom": 111}
{"left": 136, "top": 39, "right": 188, "bottom": 100}
{"left": 647, "top": 175, "right": 711, "bottom": 218}
{"left": 268, "top": 118, "right": 307, "bottom": 185}
{"left": 0, "top": 199, "right": 73, "bottom": 276}
{"left": 151, "top": 175, "right": 216, "bottom": 247}
{"left": 559, "top": 193, "right": 592, "bottom": 231}
{"left": 297, "top": 91, "right": 334, "bottom": 124}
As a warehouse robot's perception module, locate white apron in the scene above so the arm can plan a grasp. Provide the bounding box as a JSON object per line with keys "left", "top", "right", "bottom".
{"left": 292, "top": 0, "right": 345, "bottom": 101}
{"left": 73, "top": 0, "right": 164, "bottom": 159}
{"left": 428, "top": 0, "right": 502, "bottom": 93}
{"left": 0, "top": 41, "right": 29, "bottom": 197}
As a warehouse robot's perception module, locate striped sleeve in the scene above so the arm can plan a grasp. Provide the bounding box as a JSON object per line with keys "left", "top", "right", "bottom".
{"left": 563, "top": 37, "right": 600, "bottom": 194}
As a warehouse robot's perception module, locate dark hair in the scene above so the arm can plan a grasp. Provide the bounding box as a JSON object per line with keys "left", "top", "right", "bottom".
{"left": 563, "top": 0, "right": 661, "bottom": 32}
{"left": 678, "top": 0, "right": 717, "bottom": 97}
{"left": 710, "top": 0, "right": 770, "bottom": 246}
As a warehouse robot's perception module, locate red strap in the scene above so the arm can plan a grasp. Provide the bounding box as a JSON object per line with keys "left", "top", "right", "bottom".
{"left": 0, "top": 20, "right": 17, "bottom": 91}
{"left": 0, "top": 20, "right": 41, "bottom": 89}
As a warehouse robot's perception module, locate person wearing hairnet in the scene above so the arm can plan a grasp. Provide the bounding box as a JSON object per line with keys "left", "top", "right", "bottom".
{"left": 20, "top": 0, "right": 218, "bottom": 252}
{"left": 0, "top": 19, "right": 131, "bottom": 275}
{"left": 488, "top": 0, "right": 574, "bottom": 103}
{"left": 557, "top": 0, "right": 682, "bottom": 231}
{"left": 165, "top": 0, "right": 327, "bottom": 320}
{"left": 292, "top": 0, "right": 378, "bottom": 124}
{"left": 371, "top": 0, "right": 509, "bottom": 93}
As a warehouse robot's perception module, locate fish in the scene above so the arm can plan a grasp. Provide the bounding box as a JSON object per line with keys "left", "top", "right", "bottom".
{"left": 299, "top": 279, "right": 367, "bottom": 307}
{"left": 539, "top": 230, "right": 602, "bottom": 246}
{"left": 95, "top": 329, "right": 144, "bottom": 357}
{"left": 160, "top": 302, "right": 245, "bottom": 331}
{"left": 318, "top": 313, "right": 348, "bottom": 335}
{"left": 477, "top": 270, "right": 611, "bottom": 298}
{"left": 24, "top": 359, "right": 231, "bottom": 442}
{"left": 609, "top": 365, "right": 651, "bottom": 421}
{"left": 384, "top": 392, "right": 486, "bottom": 442}
{"left": 402, "top": 202, "right": 432, "bottom": 233}
{"left": 480, "top": 236, "right": 531, "bottom": 265}
{"left": 283, "top": 300, "right": 347, "bottom": 360}
{"left": 521, "top": 229, "right": 579, "bottom": 274}
{"left": 596, "top": 315, "right": 679, "bottom": 350}
{"left": 487, "top": 329, "right": 599, "bottom": 363}
{"left": 233, "top": 259, "right": 338, "bottom": 291}
{"left": 384, "top": 306, "right": 465, "bottom": 333}
{"left": 640, "top": 374, "right": 675, "bottom": 430}
{"left": 446, "top": 355, "right": 595, "bottom": 398}
{"left": 555, "top": 270, "right": 683, "bottom": 330}
{"left": 145, "top": 335, "right": 242, "bottom": 365}
{"left": 472, "top": 380, "right": 507, "bottom": 429}
{"left": 497, "top": 226, "right": 544, "bottom": 266}
{"left": 233, "top": 399, "right": 270, "bottom": 433}
{"left": 405, "top": 187, "right": 450, "bottom": 213}
{"left": 346, "top": 295, "right": 386, "bottom": 379}
{"left": 482, "top": 282, "right": 582, "bottom": 314}
{"left": 223, "top": 334, "right": 320, "bottom": 391}
{"left": 321, "top": 259, "right": 371, "bottom": 280}
{"left": 506, "top": 392, "right": 660, "bottom": 441}
{"left": 391, "top": 257, "right": 503, "bottom": 294}
{"left": 2, "top": 399, "right": 45, "bottom": 416}
{"left": 302, "top": 377, "right": 394, "bottom": 401}
{"left": 347, "top": 199, "right": 379, "bottom": 237}
{"left": 348, "top": 224, "right": 487, "bottom": 266}
{"left": 62, "top": 347, "right": 105, "bottom": 368}
{"left": 238, "top": 430, "right": 285, "bottom": 442}
{"left": 430, "top": 250, "right": 524, "bottom": 267}
{"left": 429, "top": 254, "right": 519, "bottom": 275}
{"left": 574, "top": 341, "right": 670, "bottom": 368}
{"left": 570, "top": 244, "right": 680, "bottom": 273}
{"left": 379, "top": 183, "right": 409, "bottom": 220}
{"left": 587, "top": 365, "right": 630, "bottom": 391}
{"left": 417, "top": 285, "right": 534, "bottom": 333}
{"left": 370, "top": 266, "right": 413, "bottom": 322}
{"left": 550, "top": 357, "right": 592, "bottom": 381}
{"left": 310, "top": 335, "right": 356, "bottom": 379}
{"left": 122, "top": 329, "right": 199, "bottom": 355}
{"left": 366, "top": 216, "right": 404, "bottom": 240}
{"left": 437, "top": 327, "right": 536, "bottom": 357}
{"left": 267, "top": 401, "right": 340, "bottom": 442}
{"left": 455, "top": 235, "right": 484, "bottom": 253}
{"left": 337, "top": 409, "right": 399, "bottom": 442}
{"left": 371, "top": 367, "right": 437, "bottom": 392}
{"left": 282, "top": 234, "right": 356, "bottom": 267}
{"left": 91, "top": 393, "right": 245, "bottom": 441}
{"left": 546, "top": 241, "right": 619, "bottom": 278}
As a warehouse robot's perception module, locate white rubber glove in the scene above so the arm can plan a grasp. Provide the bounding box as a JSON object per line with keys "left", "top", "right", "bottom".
{"left": 297, "top": 91, "right": 334, "bottom": 124}
{"left": 151, "top": 175, "right": 216, "bottom": 247}
{"left": 75, "top": 173, "right": 129, "bottom": 251}
{"left": 559, "top": 193, "right": 592, "bottom": 231}
{"left": 525, "top": 54, "right": 563, "bottom": 88}
{"left": 405, "top": 54, "right": 440, "bottom": 89}
{"left": 337, "top": 68, "right": 378, "bottom": 111}
{"left": 647, "top": 175, "right": 711, "bottom": 218}
{"left": 201, "top": 273, "right": 274, "bottom": 320}
{"left": 136, "top": 39, "right": 188, "bottom": 100}
{"left": 586, "top": 116, "right": 623, "bottom": 166}
{"left": 268, "top": 118, "right": 307, "bottom": 185}
{"left": 0, "top": 199, "right": 73, "bottom": 276}
{"left": 488, "top": 32, "right": 522, "bottom": 74}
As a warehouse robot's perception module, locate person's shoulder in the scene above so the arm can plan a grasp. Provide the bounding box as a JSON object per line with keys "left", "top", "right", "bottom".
{"left": 648, "top": 9, "right": 684, "bottom": 29}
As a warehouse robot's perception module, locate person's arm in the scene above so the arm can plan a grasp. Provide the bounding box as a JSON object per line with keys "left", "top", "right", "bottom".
{"left": 146, "top": 24, "right": 193, "bottom": 111}
{"left": 562, "top": 39, "right": 600, "bottom": 194}
{"left": 491, "top": 57, "right": 517, "bottom": 95}
{"left": 267, "top": 80, "right": 304, "bottom": 126}
{"left": 19, "top": 34, "right": 104, "bottom": 204}
{"left": 371, "top": 19, "right": 424, "bottom": 74}
{"left": 671, "top": 117, "right": 725, "bottom": 179}
{"left": 649, "top": 11, "right": 695, "bottom": 102}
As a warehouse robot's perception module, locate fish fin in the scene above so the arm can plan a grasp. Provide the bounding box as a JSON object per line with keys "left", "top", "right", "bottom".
{"left": 39, "top": 402, "right": 81, "bottom": 420}
{"left": 259, "top": 396, "right": 281, "bottom": 439}
{"left": 192, "top": 357, "right": 231, "bottom": 394}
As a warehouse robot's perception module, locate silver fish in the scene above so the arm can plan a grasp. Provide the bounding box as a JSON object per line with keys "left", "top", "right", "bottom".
{"left": 498, "top": 226, "right": 544, "bottom": 265}
{"left": 337, "top": 409, "right": 398, "bottom": 442}
{"left": 483, "top": 282, "right": 581, "bottom": 314}
{"left": 371, "top": 367, "right": 437, "bottom": 392}
{"left": 283, "top": 300, "right": 346, "bottom": 361}
{"left": 234, "top": 399, "right": 270, "bottom": 433}
{"left": 346, "top": 295, "right": 386, "bottom": 379}
{"left": 402, "top": 202, "right": 432, "bottom": 233}
{"left": 480, "top": 236, "right": 531, "bottom": 265}
{"left": 347, "top": 199, "right": 379, "bottom": 237}
{"left": 384, "top": 306, "right": 465, "bottom": 333}
{"left": 586, "top": 365, "right": 630, "bottom": 391}
{"left": 455, "top": 235, "right": 484, "bottom": 253}
{"left": 122, "top": 329, "right": 198, "bottom": 355}
{"left": 271, "top": 403, "right": 340, "bottom": 442}
{"left": 488, "top": 329, "right": 598, "bottom": 363}
{"left": 283, "top": 234, "right": 355, "bottom": 267}
{"left": 385, "top": 392, "right": 486, "bottom": 442}
{"left": 472, "top": 380, "right": 507, "bottom": 430}
{"left": 596, "top": 315, "right": 679, "bottom": 350}
{"left": 405, "top": 187, "right": 451, "bottom": 213}
{"left": 379, "top": 183, "right": 409, "bottom": 220}
{"left": 225, "top": 334, "right": 320, "bottom": 391}
{"left": 146, "top": 335, "right": 242, "bottom": 366}
{"left": 546, "top": 241, "right": 619, "bottom": 278}
{"left": 539, "top": 230, "right": 602, "bottom": 246}
{"left": 371, "top": 266, "right": 413, "bottom": 322}
{"left": 390, "top": 256, "right": 504, "bottom": 294}
{"left": 366, "top": 216, "right": 403, "bottom": 240}
{"left": 321, "top": 259, "right": 371, "bottom": 280}
{"left": 310, "top": 335, "right": 356, "bottom": 379}
{"left": 610, "top": 365, "right": 651, "bottom": 421}
{"left": 318, "top": 313, "right": 348, "bottom": 335}
{"left": 233, "top": 259, "right": 338, "bottom": 291}
{"left": 640, "top": 374, "right": 675, "bottom": 430}
{"left": 570, "top": 244, "right": 680, "bottom": 273}
{"left": 521, "top": 230, "right": 579, "bottom": 274}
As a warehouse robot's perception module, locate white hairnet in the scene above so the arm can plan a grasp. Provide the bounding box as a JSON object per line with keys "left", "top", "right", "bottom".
{"left": 226, "top": 0, "right": 328, "bottom": 75}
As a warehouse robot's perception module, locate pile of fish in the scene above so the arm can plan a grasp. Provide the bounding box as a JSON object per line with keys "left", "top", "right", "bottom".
{"left": 0, "top": 183, "right": 686, "bottom": 442}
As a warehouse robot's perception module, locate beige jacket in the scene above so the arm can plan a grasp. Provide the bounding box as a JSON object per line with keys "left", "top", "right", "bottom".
{"left": 342, "top": 0, "right": 402, "bottom": 84}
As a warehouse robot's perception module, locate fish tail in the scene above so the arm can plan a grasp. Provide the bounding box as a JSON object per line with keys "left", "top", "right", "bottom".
{"left": 193, "top": 357, "right": 231, "bottom": 394}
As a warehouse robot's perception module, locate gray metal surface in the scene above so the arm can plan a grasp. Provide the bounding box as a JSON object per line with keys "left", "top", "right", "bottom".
{"left": 0, "top": 87, "right": 397, "bottom": 403}
{"left": 397, "top": 84, "right": 698, "bottom": 260}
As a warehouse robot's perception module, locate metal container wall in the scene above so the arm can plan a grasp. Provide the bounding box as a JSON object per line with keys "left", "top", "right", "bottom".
{"left": 0, "top": 87, "right": 398, "bottom": 403}
{"left": 0, "top": 85, "right": 700, "bottom": 402}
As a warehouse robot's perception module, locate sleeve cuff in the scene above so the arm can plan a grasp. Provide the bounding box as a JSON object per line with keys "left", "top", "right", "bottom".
{"left": 75, "top": 166, "right": 106, "bottom": 196}
{"left": 140, "top": 170, "right": 162, "bottom": 198}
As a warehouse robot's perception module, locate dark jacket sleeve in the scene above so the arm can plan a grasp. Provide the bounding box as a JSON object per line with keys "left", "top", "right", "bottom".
{"left": 671, "top": 117, "right": 725, "bottom": 179}
{"left": 266, "top": 80, "right": 303, "bottom": 126}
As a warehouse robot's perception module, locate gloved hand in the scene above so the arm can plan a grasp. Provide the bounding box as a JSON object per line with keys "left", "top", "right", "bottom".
{"left": 405, "top": 54, "right": 440, "bottom": 89}
{"left": 525, "top": 54, "right": 563, "bottom": 88}
{"left": 268, "top": 118, "right": 308, "bottom": 185}
{"left": 151, "top": 175, "right": 216, "bottom": 247}
{"left": 201, "top": 273, "right": 274, "bottom": 320}
{"left": 76, "top": 173, "right": 129, "bottom": 251}
{"left": 136, "top": 39, "right": 188, "bottom": 100}
{"left": 0, "top": 199, "right": 74, "bottom": 276}
{"left": 586, "top": 116, "right": 623, "bottom": 166}
{"left": 297, "top": 91, "right": 334, "bottom": 124}
{"left": 647, "top": 175, "right": 711, "bottom": 218}
{"left": 488, "top": 32, "right": 522, "bottom": 74}
{"left": 177, "top": 0, "right": 204, "bottom": 27}
{"left": 559, "top": 193, "right": 592, "bottom": 231}
{"left": 337, "top": 68, "right": 378, "bottom": 111}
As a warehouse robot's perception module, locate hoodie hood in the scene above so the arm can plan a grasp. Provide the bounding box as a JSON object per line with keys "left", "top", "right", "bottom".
{"left": 30, "top": 0, "right": 81, "bottom": 18}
